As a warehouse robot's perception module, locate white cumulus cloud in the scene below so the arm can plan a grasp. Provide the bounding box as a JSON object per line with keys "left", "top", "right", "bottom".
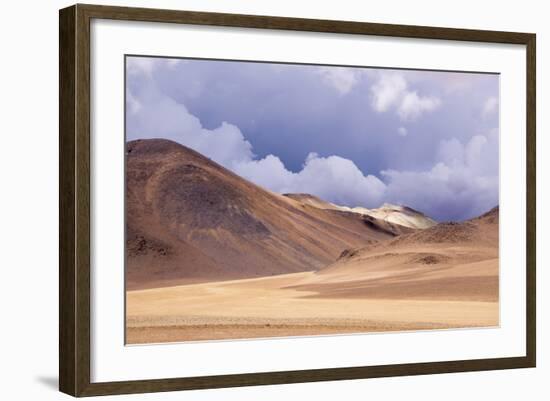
{"left": 397, "top": 91, "right": 441, "bottom": 121}
{"left": 234, "top": 153, "right": 386, "bottom": 208}
{"left": 316, "top": 66, "right": 361, "bottom": 95}
{"left": 370, "top": 73, "right": 407, "bottom": 112}
{"left": 126, "top": 57, "right": 158, "bottom": 77}
{"left": 482, "top": 96, "right": 498, "bottom": 117}
{"left": 370, "top": 72, "right": 441, "bottom": 121}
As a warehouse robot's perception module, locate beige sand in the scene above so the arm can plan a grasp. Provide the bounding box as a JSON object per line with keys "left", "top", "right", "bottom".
{"left": 126, "top": 245, "right": 499, "bottom": 343}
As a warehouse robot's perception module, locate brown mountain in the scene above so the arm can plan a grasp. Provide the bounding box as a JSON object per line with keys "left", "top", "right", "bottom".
{"left": 126, "top": 139, "right": 411, "bottom": 290}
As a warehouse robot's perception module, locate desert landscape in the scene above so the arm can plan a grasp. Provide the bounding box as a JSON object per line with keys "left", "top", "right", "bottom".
{"left": 125, "top": 139, "right": 499, "bottom": 344}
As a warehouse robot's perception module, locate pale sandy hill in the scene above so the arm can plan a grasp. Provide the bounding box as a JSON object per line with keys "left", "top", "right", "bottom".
{"left": 348, "top": 203, "right": 437, "bottom": 229}
{"left": 284, "top": 194, "right": 436, "bottom": 229}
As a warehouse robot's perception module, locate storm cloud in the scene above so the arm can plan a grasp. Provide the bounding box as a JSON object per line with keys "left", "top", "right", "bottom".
{"left": 126, "top": 56, "right": 499, "bottom": 221}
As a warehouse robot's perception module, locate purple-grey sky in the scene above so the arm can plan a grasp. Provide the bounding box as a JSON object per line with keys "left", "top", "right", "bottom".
{"left": 126, "top": 56, "right": 499, "bottom": 221}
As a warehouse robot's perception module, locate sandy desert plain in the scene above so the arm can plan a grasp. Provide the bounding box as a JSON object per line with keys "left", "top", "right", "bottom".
{"left": 125, "top": 139, "right": 499, "bottom": 344}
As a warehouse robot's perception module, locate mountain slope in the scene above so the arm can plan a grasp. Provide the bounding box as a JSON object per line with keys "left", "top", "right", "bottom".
{"left": 126, "top": 139, "right": 405, "bottom": 289}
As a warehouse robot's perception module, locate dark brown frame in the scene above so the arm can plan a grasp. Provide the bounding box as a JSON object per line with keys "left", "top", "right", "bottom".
{"left": 59, "top": 3, "right": 536, "bottom": 397}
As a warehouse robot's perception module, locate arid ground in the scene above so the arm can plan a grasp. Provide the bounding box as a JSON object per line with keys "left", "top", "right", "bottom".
{"left": 125, "top": 139, "right": 499, "bottom": 344}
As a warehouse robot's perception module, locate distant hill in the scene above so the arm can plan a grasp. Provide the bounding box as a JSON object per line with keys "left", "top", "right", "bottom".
{"left": 284, "top": 194, "right": 436, "bottom": 229}
{"left": 387, "top": 205, "right": 498, "bottom": 247}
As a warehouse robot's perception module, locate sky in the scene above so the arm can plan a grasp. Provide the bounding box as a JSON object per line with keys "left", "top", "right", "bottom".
{"left": 126, "top": 56, "right": 499, "bottom": 221}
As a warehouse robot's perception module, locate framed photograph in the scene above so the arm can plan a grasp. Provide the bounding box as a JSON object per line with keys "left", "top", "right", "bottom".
{"left": 59, "top": 4, "right": 536, "bottom": 397}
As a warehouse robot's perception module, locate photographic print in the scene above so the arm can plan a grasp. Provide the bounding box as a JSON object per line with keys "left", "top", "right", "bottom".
{"left": 125, "top": 56, "right": 500, "bottom": 345}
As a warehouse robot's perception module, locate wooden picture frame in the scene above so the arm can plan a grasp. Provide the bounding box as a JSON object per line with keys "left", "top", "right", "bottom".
{"left": 59, "top": 3, "right": 536, "bottom": 397}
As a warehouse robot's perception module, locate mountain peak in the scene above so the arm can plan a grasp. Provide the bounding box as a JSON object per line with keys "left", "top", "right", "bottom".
{"left": 127, "top": 138, "right": 184, "bottom": 155}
